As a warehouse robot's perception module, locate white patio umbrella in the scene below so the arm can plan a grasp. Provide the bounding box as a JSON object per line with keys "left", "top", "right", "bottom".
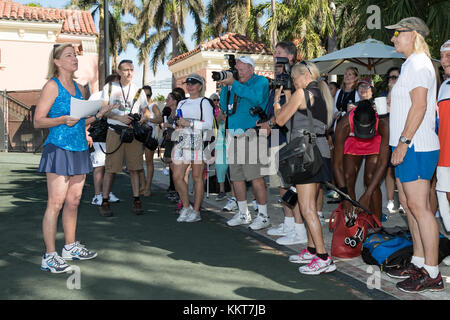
{"left": 312, "top": 38, "right": 405, "bottom": 75}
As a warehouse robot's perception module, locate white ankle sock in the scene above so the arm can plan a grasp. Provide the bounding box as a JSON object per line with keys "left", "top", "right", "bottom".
{"left": 424, "top": 264, "right": 439, "bottom": 279}
{"left": 64, "top": 242, "right": 76, "bottom": 250}
{"left": 284, "top": 216, "right": 295, "bottom": 228}
{"left": 411, "top": 256, "right": 425, "bottom": 268}
{"left": 294, "top": 223, "right": 306, "bottom": 235}
{"left": 237, "top": 201, "right": 249, "bottom": 215}
{"left": 45, "top": 251, "right": 57, "bottom": 258}
{"left": 258, "top": 204, "right": 268, "bottom": 217}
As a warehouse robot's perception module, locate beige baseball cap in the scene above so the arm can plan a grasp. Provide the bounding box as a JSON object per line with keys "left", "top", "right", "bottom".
{"left": 385, "top": 17, "right": 430, "bottom": 38}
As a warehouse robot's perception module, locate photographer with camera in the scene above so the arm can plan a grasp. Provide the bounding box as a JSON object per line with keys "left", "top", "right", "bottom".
{"left": 172, "top": 74, "right": 214, "bottom": 223}
{"left": 274, "top": 61, "right": 335, "bottom": 275}
{"left": 257, "top": 41, "right": 308, "bottom": 245}
{"left": 217, "top": 56, "right": 270, "bottom": 230}
{"left": 98, "top": 59, "right": 149, "bottom": 217}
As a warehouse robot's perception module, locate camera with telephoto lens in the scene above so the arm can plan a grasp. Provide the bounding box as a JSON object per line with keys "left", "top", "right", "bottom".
{"left": 212, "top": 54, "right": 239, "bottom": 81}
{"left": 273, "top": 57, "right": 293, "bottom": 91}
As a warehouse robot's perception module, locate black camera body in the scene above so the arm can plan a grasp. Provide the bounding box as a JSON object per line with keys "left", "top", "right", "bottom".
{"left": 212, "top": 54, "right": 239, "bottom": 82}
{"left": 249, "top": 106, "right": 288, "bottom": 135}
{"left": 130, "top": 113, "right": 158, "bottom": 151}
{"left": 273, "top": 57, "right": 293, "bottom": 91}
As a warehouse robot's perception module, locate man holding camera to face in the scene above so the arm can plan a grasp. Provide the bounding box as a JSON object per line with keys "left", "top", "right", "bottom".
{"left": 218, "top": 56, "right": 270, "bottom": 230}
{"left": 99, "top": 59, "right": 148, "bottom": 217}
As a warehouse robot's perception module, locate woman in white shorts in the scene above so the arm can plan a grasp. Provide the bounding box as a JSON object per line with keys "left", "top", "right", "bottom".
{"left": 172, "top": 74, "right": 214, "bottom": 223}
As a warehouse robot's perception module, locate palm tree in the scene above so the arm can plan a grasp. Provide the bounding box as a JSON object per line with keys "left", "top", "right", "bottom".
{"left": 267, "top": 0, "right": 334, "bottom": 59}
{"left": 205, "top": 0, "right": 254, "bottom": 39}
{"left": 145, "top": 0, "right": 205, "bottom": 89}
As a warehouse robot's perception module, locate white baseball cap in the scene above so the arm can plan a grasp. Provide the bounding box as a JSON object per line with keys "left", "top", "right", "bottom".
{"left": 237, "top": 56, "right": 255, "bottom": 67}
{"left": 441, "top": 40, "right": 450, "bottom": 52}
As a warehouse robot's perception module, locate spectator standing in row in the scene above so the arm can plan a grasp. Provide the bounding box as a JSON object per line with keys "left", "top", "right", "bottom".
{"left": 99, "top": 59, "right": 148, "bottom": 217}
{"left": 274, "top": 61, "right": 335, "bottom": 275}
{"left": 88, "top": 74, "right": 121, "bottom": 206}
{"left": 172, "top": 74, "right": 214, "bottom": 223}
{"left": 219, "top": 56, "right": 271, "bottom": 230}
{"left": 437, "top": 40, "right": 450, "bottom": 237}
{"left": 385, "top": 17, "right": 443, "bottom": 293}
{"left": 140, "top": 85, "right": 163, "bottom": 197}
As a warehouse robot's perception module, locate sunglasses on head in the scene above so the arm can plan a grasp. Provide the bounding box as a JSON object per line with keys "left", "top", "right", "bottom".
{"left": 52, "top": 44, "right": 61, "bottom": 58}
{"left": 299, "top": 60, "right": 312, "bottom": 75}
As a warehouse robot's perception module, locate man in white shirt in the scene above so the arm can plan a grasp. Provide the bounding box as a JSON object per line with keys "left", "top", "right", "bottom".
{"left": 99, "top": 60, "right": 148, "bottom": 216}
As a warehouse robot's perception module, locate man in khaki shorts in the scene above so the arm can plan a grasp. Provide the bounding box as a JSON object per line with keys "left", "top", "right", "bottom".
{"left": 219, "top": 56, "right": 270, "bottom": 230}
{"left": 99, "top": 59, "right": 148, "bottom": 216}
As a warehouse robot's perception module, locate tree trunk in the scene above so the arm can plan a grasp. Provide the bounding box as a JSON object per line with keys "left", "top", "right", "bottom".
{"left": 327, "top": 0, "right": 337, "bottom": 53}
{"left": 171, "top": 14, "right": 179, "bottom": 90}
{"left": 271, "top": 0, "right": 276, "bottom": 49}
{"left": 98, "top": 6, "right": 105, "bottom": 88}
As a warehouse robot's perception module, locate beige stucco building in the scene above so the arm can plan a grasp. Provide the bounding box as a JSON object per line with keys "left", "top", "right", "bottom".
{"left": 168, "top": 33, "right": 274, "bottom": 98}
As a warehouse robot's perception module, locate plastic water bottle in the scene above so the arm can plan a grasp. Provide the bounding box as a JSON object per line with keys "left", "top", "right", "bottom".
{"left": 177, "top": 109, "right": 183, "bottom": 118}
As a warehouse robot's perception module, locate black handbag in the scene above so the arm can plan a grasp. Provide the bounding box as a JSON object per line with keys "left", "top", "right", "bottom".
{"left": 277, "top": 89, "right": 323, "bottom": 185}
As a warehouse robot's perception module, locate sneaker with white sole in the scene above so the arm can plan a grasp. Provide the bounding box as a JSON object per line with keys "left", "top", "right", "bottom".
{"left": 108, "top": 192, "right": 120, "bottom": 203}
{"left": 41, "top": 253, "right": 72, "bottom": 273}
{"left": 177, "top": 206, "right": 192, "bottom": 222}
{"left": 276, "top": 228, "right": 308, "bottom": 245}
{"left": 61, "top": 241, "right": 98, "bottom": 261}
{"left": 249, "top": 214, "right": 270, "bottom": 230}
{"left": 267, "top": 223, "right": 294, "bottom": 236}
{"left": 227, "top": 211, "right": 252, "bottom": 226}
{"left": 185, "top": 210, "right": 201, "bottom": 223}
{"left": 289, "top": 248, "right": 315, "bottom": 264}
{"left": 386, "top": 200, "right": 395, "bottom": 214}
{"left": 299, "top": 256, "right": 337, "bottom": 275}
{"left": 91, "top": 194, "right": 102, "bottom": 206}
{"left": 223, "top": 197, "right": 238, "bottom": 212}
{"left": 216, "top": 192, "right": 227, "bottom": 201}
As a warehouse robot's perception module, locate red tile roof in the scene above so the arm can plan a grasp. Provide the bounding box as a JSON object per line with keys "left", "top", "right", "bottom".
{"left": 168, "top": 33, "right": 272, "bottom": 66}
{"left": 0, "top": 0, "right": 97, "bottom": 36}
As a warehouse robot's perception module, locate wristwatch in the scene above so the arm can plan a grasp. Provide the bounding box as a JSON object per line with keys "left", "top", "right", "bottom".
{"left": 399, "top": 136, "right": 411, "bottom": 145}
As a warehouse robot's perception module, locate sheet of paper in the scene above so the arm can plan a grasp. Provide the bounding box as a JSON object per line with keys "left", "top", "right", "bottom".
{"left": 70, "top": 97, "right": 102, "bottom": 118}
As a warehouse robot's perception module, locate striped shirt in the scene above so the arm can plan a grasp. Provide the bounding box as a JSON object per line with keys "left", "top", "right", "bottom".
{"left": 389, "top": 52, "right": 439, "bottom": 151}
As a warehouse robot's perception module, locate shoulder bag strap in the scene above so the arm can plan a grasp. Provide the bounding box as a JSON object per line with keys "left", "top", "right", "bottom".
{"left": 303, "top": 88, "right": 317, "bottom": 145}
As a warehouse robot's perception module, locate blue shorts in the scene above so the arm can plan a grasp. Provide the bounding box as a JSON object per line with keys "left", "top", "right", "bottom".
{"left": 392, "top": 145, "right": 439, "bottom": 183}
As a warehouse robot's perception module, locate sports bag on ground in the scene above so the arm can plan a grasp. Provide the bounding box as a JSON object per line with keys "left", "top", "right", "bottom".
{"left": 277, "top": 89, "right": 323, "bottom": 185}
{"left": 329, "top": 203, "right": 382, "bottom": 259}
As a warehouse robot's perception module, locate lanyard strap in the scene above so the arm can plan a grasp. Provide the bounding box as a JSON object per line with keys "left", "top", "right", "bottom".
{"left": 119, "top": 82, "right": 131, "bottom": 105}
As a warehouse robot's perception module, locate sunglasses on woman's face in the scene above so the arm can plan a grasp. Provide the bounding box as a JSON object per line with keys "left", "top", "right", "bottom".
{"left": 388, "top": 75, "right": 399, "bottom": 80}
{"left": 213, "top": 99, "right": 219, "bottom": 102}
{"left": 393, "top": 29, "right": 412, "bottom": 37}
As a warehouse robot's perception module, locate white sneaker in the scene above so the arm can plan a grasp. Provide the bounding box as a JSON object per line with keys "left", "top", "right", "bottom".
{"left": 386, "top": 200, "right": 395, "bottom": 214}
{"left": 276, "top": 228, "right": 308, "bottom": 245}
{"left": 177, "top": 206, "right": 192, "bottom": 222}
{"left": 109, "top": 192, "right": 120, "bottom": 203}
{"left": 267, "top": 223, "right": 294, "bottom": 236}
{"left": 289, "top": 248, "right": 315, "bottom": 264}
{"left": 443, "top": 255, "right": 450, "bottom": 266}
{"left": 61, "top": 241, "right": 98, "bottom": 261}
{"left": 299, "top": 256, "right": 337, "bottom": 275}
{"left": 41, "top": 253, "right": 72, "bottom": 273}
{"left": 91, "top": 194, "right": 102, "bottom": 206}
{"left": 249, "top": 214, "right": 270, "bottom": 230}
{"left": 223, "top": 197, "right": 238, "bottom": 212}
{"left": 185, "top": 210, "right": 201, "bottom": 223}
{"left": 227, "top": 211, "right": 252, "bottom": 227}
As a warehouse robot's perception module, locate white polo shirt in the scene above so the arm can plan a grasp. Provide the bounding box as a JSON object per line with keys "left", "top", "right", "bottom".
{"left": 389, "top": 52, "right": 439, "bottom": 151}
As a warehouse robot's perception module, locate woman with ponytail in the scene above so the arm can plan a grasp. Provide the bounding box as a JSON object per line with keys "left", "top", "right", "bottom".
{"left": 273, "top": 61, "right": 336, "bottom": 275}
